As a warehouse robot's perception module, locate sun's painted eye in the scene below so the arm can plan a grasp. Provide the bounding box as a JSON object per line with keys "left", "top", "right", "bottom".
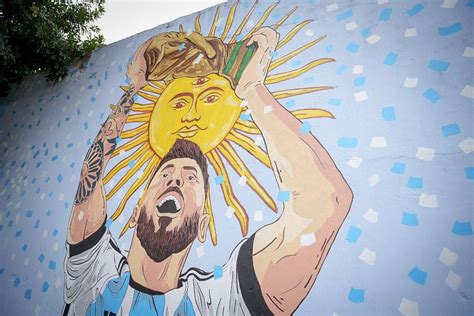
{"left": 192, "top": 77, "right": 210, "bottom": 85}
{"left": 174, "top": 101, "right": 186, "bottom": 109}
{"left": 204, "top": 94, "right": 220, "bottom": 103}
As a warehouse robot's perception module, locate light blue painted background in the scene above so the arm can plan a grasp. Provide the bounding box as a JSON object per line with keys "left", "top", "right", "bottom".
{"left": 0, "top": 0, "right": 472, "bottom": 315}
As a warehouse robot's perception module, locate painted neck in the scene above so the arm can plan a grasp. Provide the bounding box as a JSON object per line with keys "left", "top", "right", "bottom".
{"left": 127, "top": 232, "right": 191, "bottom": 293}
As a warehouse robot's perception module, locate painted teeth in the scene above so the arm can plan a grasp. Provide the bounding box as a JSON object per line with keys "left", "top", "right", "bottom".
{"left": 158, "top": 195, "right": 181, "bottom": 210}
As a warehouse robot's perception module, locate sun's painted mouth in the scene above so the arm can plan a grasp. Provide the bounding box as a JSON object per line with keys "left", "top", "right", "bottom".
{"left": 173, "top": 125, "right": 207, "bottom": 138}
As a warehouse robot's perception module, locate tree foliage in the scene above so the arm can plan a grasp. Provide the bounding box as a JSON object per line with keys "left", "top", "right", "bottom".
{"left": 0, "top": 0, "right": 105, "bottom": 96}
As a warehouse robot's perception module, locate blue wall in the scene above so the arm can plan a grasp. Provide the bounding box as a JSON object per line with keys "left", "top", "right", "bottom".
{"left": 0, "top": 0, "right": 472, "bottom": 314}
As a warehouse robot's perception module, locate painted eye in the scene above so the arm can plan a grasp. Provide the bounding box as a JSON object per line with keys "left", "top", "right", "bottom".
{"left": 192, "top": 77, "right": 209, "bottom": 85}
{"left": 174, "top": 101, "right": 186, "bottom": 109}
{"left": 186, "top": 175, "right": 197, "bottom": 181}
{"left": 162, "top": 173, "right": 169, "bottom": 178}
{"left": 205, "top": 94, "right": 219, "bottom": 103}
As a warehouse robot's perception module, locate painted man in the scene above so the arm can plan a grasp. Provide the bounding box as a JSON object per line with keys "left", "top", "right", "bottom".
{"left": 63, "top": 28, "right": 353, "bottom": 315}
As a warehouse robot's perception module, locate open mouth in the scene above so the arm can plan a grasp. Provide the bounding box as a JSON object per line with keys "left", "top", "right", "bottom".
{"left": 156, "top": 194, "right": 182, "bottom": 214}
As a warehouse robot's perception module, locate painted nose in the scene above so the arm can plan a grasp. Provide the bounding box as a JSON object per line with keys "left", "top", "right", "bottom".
{"left": 166, "top": 178, "right": 181, "bottom": 187}
{"left": 182, "top": 104, "right": 201, "bottom": 122}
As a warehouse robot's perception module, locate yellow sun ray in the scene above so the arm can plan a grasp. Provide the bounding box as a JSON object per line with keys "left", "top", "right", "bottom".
{"left": 205, "top": 188, "right": 217, "bottom": 245}
{"left": 114, "top": 155, "right": 160, "bottom": 232}
{"left": 125, "top": 113, "right": 153, "bottom": 124}
{"left": 120, "top": 124, "right": 148, "bottom": 139}
{"left": 269, "top": 35, "right": 327, "bottom": 71}
{"left": 179, "top": 24, "right": 184, "bottom": 32}
{"left": 141, "top": 84, "right": 163, "bottom": 95}
{"left": 273, "top": 6, "right": 297, "bottom": 30}
{"left": 150, "top": 81, "right": 167, "bottom": 90}
{"left": 276, "top": 19, "right": 312, "bottom": 50}
{"left": 229, "top": 1, "right": 258, "bottom": 43}
{"left": 111, "top": 133, "right": 148, "bottom": 158}
{"left": 227, "top": 130, "right": 272, "bottom": 168}
{"left": 107, "top": 151, "right": 154, "bottom": 200}
{"left": 265, "top": 58, "right": 335, "bottom": 84}
{"left": 220, "top": 1, "right": 238, "bottom": 40}
{"left": 218, "top": 141, "right": 277, "bottom": 212}
{"left": 291, "top": 108, "right": 335, "bottom": 120}
{"left": 243, "top": 2, "right": 279, "bottom": 40}
{"left": 104, "top": 143, "right": 150, "bottom": 184}
{"left": 136, "top": 90, "right": 160, "bottom": 103}
{"left": 194, "top": 13, "right": 201, "bottom": 33}
{"left": 131, "top": 103, "right": 154, "bottom": 113}
{"left": 208, "top": 5, "right": 220, "bottom": 37}
{"left": 207, "top": 149, "right": 248, "bottom": 236}
{"left": 273, "top": 86, "right": 334, "bottom": 99}
{"left": 234, "top": 120, "right": 262, "bottom": 135}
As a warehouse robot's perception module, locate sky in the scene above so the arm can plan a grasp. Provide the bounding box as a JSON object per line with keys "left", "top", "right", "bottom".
{"left": 97, "top": 0, "right": 226, "bottom": 44}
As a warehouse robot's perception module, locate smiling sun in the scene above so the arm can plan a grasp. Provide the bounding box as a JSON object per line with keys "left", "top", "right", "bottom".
{"left": 105, "top": 1, "right": 336, "bottom": 244}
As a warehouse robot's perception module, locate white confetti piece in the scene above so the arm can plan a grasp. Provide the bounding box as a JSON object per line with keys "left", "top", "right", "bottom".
{"left": 352, "top": 65, "right": 364, "bottom": 75}
{"left": 370, "top": 136, "right": 387, "bottom": 148}
{"left": 24, "top": 257, "right": 30, "bottom": 266}
{"left": 305, "top": 29, "right": 315, "bottom": 37}
{"left": 37, "top": 270, "right": 42, "bottom": 280}
{"left": 254, "top": 136, "right": 263, "bottom": 147}
{"left": 245, "top": 108, "right": 252, "bottom": 115}
{"left": 193, "top": 53, "right": 204, "bottom": 64}
{"left": 347, "top": 156, "right": 363, "bottom": 169}
{"left": 463, "top": 47, "right": 474, "bottom": 57}
{"left": 11, "top": 253, "right": 15, "bottom": 261}
{"left": 378, "top": 0, "right": 389, "bottom": 4}
{"left": 226, "top": 206, "right": 235, "bottom": 218}
{"left": 327, "top": 3, "right": 339, "bottom": 12}
{"left": 363, "top": 208, "right": 379, "bottom": 223}
{"left": 418, "top": 193, "right": 438, "bottom": 208}
{"left": 404, "top": 77, "right": 418, "bottom": 88}
{"left": 404, "top": 28, "right": 417, "bottom": 37}
{"left": 354, "top": 90, "right": 368, "bottom": 102}
{"left": 78, "top": 211, "right": 84, "bottom": 221}
{"left": 368, "top": 174, "right": 380, "bottom": 187}
{"left": 439, "top": 248, "right": 458, "bottom": 266}
{"left": 416, "top": 147, "right": 435, "bottom": 161}
{"left": 55, "top": 278, "right": 62, "bottom": 289}
{"left": 264, "top": 105, "right": 273, "bottom": 113}
{"left": 15, "top": 213, "right": 20, "bottom": 225}
{"left": 445, "top": 271, "right": 462, "bottom": 290}
{"left": 399, "top": 298, "right": 419, "bottom": 316}
{"left": 58, "top": 193, "right": 64, "bottom": 201}
{"left": 441, "top": 0, "right": 457, "bottom": 8}
{"left": 359, "top": 248, "right": 376, "bottom": 265}
{"left": 240, "top": 99, "right": 248, "bottom": 108}
{"left": 53, "top": 241, "right": 59, "bottom": 251}
{"left": 196, "top": 246, "right": 205, "bottom": 257}
{"left": 118, "top": 214, "right": 125, "bottom": 224}
{"left": 300, "top": 233, "right": 316, "bottom": 246}
{"left": 366, "top": 34, "right": 381, "bottom": 44}
{"left": 460, "top": 85, "right": 474, "bottom": 99}
{"left": 345, "top": 22, "right": 358, "bottom": 31}
{"left": 35, "top": 304, "right": 41, "bottom": 316}
{"left": 459, "top": 137, "right": 474, "bottom": 154}
{"left": 42, "top": 229, "right": 48, "bottom": 239}
{"left": 238, "top": 176, "right": 247, "bottom": 186}
{"left": 254, "top": 210, "right": 263, "bottom": 222}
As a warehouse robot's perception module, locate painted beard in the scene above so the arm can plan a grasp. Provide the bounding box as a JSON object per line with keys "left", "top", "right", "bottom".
{"left": 136, "top": 206, "right": 199, "bottom": 263}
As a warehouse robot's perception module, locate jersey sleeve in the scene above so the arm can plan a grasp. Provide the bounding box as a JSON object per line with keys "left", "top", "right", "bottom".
{"left": 180, "top": 234, "right": 272, "bottom": 315}
{"left": 63, "top": 221, "right": 126, "bottom": 307}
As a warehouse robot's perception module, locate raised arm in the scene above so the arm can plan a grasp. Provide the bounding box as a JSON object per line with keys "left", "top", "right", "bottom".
{"left": 236, "top": 28, "right": 353, "bottom": 314}
{"left": 67, "top": 41, "right": 150, "bottom": 244}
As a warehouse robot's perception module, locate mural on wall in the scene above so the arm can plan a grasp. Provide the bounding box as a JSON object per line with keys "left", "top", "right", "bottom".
{"left": 0, "top": 0, "right": 472, "bottom": 315}
{"left": 64, "top": 2, "right": 353, "bottom": 314}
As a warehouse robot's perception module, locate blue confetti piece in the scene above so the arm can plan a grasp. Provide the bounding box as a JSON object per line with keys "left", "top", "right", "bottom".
{"left": 57, "top": 174, "right": 63, "bottom": 183}
{"left": 277, "top": 191, "right": 291, "bottom": 202}
{"left": 215, "top": 175, "right": 224, "bottom": 185}
{"left": 214, "top": 265, "right": 223, "bottom": 279}
{"left": 346, "top": 226, "right": 361, "bottom": 243}
{"left": 465, "top": 167, "right": 474, "bottom": 180}
{"left": 360, "top": 27, "right": 372, "bottom": 39}
{"left": 452, "top": 221, "right": 473, "bottom": 236}
{"left": 52, "top": 229, "right": 58, "bottom": 236}
{"left": 354, "top": 76, "right": 366, "bottom": 87}
{"left": 442, "top": 124, "right": 461, "bottom": 136}
{"left": 42, "top": 281, "right": 49, "bottom": 292}
{"left": 467, "top": 0, "right": 474, "bottom": 7}
{"left": 51, "top": 154, "right": 59, "bottom": 161}
{"left": 115, "top": 136, "right": 122, "bottom": 144}
{"left": 117, "top": 64, "right": 123, "bottom": 72}
{"left": 407, "top": 177, "right": 423, "bottom": 189}
{"left": 348, "top": 288, "right": 365, "bottom": 303}
{"left": 346, "top": 42, "right": 360, "bottom": 53}
{"left": 128, "top": 160, "right": 137, "bottom": 168}
{"left": 423, "top": 88, "right": 441, "bottom": 103}
{"left": 48, "top": 260, "right": 56, "bottom": 270}
{"left": 438, "top": 23, "right": 462, "bottom": 36}
{"left": 406, "top": 3, "right": 424, "bottom": 16}
{"left": 383, "top": 52, "right": 398, "bottom": 65}
{"left": 300, "top": 122, "right": 312, "bottom": 134}
{"left": 124, "top": 77, "right": 131, "bottom": 84}
{"left": 382, "top": 107, "right": 396, "bottom": 121}
{"left": 24, "top": 289, "right": 32, "bottom": 300}
{"left": 329, "top": 98, "right": 342, "bottom": 106}
{"left": 402, "top": 212, "right": 418, "bottom": 226}
{"left": 14, "top": 277, "right": 20, "bottom": 287}
{"left": 39, "top": 254, "right": 45, "bottom": 262}
{"left": 270, "top": 51, "right": 278, "bottom": 58}
{"left": 91, "top": 97, "right": 96, "bottom": 103}
{"left": 291, "top": 60, "right": 302, "bottom": 67}
{"left": 336, "top": 64, "right": 347, "bottom": 75}
{"left": 87, "top": 85, "right": 93, "bottom": 90}
{"left": 325, "top": 44, "right": 334, "bottom": 52}
{"left": 336, "top": 9, "right": 353, "bottom": 21}
{"left": 285, "top": 100, "right": 295, "bottom": 108}
{"left": 428, "top": 59, "right": 449, "bottom": 72}
{"left": 84, "top": 122, "right": 89, "bottom": 130}
{"left": 26, "top": 210, "right": 33, "bottom": 217}
{"left": 106, "top": 219, "right": 113, "bottom": 228}
{"left": 15, "top": 230, "right": 22, "bottom": 237}
{"left": 0, "top": 268, "right": 3, "bottom": 275}
{"left": 22, "top": 244, "right": 28, "bottom": 251}
{"left": 337, "top": 137, "right": 358, "bottom": 148}
{"left": 236, "top": 34, "right": 244, "bottom": 41}
{"left": 240, "top": 113, "right": 251, "bottom": 121}
{"left": 409, "top": 266, "right": 427, "bottom": 285}
{"left": 178, "top": 43, "right": 186, "bottom": 52}
{"left": 303, "top": 76, "right": 315, "bottom": 84}
{"left": 379, "top": 8, "right": 392, "bottom": 21}
{"left": 34, "top": 219, "right": 40, "bottom": 229}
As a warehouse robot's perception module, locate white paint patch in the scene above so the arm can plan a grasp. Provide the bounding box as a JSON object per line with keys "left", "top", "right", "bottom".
{"left": 370, "top": 136, "right": 388, "bottom": 148}
{"left": 264, "top": 105, "right": 273, "bottom": 113}
{"left": 366, "top": 34, "right": 381, "bottom": 44}
{"left": 459, "top": 137, "right": 474, "bottom": 154}
{"left": 404, "top": 77, "right": 418, "bottom": 88}
{"left": 78, "top": 211, "right": 84, "bottom": 221}
{"left": 327, "top": 3, "right": 339, "bottom": 12}
{"left": 363, "top": 208, "right": 379, "bottom": 223}
{"left": 305, "top": 29, "right": 314, "bottom": 37}
{"left": 253, "top": 210, "right": 263, "bottom": 222}
{"left": 238, "top": 176, "right": 247, "bottom": 186}
{"left": 226, "top": 206, "right": 234, "bottom": 218}
{"left": 404, "top": 28, "right": 417, "bottom": 37}
{"left": 418, "top": 193, "right": 438, "bottom": 208}
{"left": 300, "top": 233, "right": 316, "bottom": 246}
{"left": 416, "top": 147, "right": 435, "bottom": 161}
{"left": 352, "top": 65, "right": 364, "bottom": 75}
{"left": 196, "top": 246, "right": 205, "bottom": 258}
{"left": 445, "top": 271, "right": 462, "bottom": 290}
{"left": 368, "top": 174, "right": 380, "bottom": 187}
{"left": 439, "top": 248, "right": 458, "bottom": 266}
{"left": 399, "top": 297, "right": 419, "bottom": 316}
{"left": 354, "top": 90, "right": 368, "bottom": 102}
{"left": 359, "top": 248, "right": 376, "bottom": 265}
{"left": 193, "top": 53, "right": 204, "bottom": 64}
{"left": 460, "top": 85, "right": 474, "bottom": 99}
{"left": 441, "top": 0, "right": 457, "bottom": 8}
{"left": 463, "top": 47, "right": 474, "bottom": 57}
{"left": 347, "top": 156, "right": 363, "bottom": 169}
{"left": 345, "top": 22, "right": 358, "bottom": 31}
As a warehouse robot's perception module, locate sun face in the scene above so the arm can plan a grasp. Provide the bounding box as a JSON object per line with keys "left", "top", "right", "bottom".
{"left": 105, "top": 1, "right": 338, "bottom": 244}
{"left": 149, "top": 74, "right": 242, "bottom": 157}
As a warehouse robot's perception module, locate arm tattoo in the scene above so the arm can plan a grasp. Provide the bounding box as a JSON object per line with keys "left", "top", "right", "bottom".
{"left": 73, "top": 86, "right": 135, "bottom": 205}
